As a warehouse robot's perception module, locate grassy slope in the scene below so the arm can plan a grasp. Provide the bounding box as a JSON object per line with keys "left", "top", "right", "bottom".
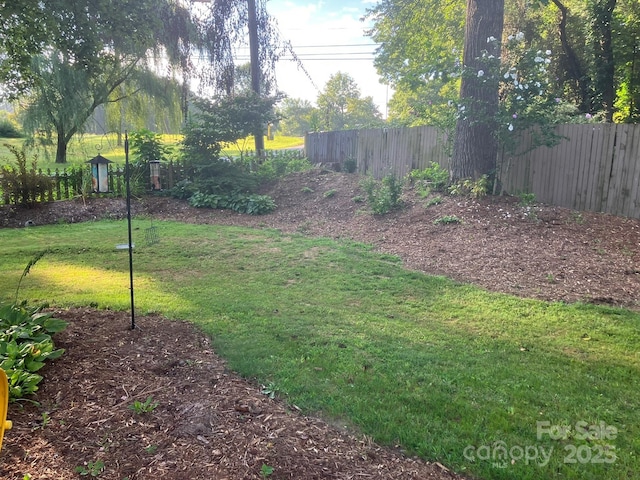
{"left": 0, "top": 220, "right": 638, "bottom": 480}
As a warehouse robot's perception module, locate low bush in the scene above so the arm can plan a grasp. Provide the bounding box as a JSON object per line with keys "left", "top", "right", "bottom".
{"left": 189, "top": 191, "right": 276, "bottom": 215}
{"left": 408, "top": 162, "right": 449, "bottom": 192}
{"left": 0, "top": 144, "right": 54, "bottom": 206}
{"left": 0, "top": 119, "right": 22, "bottom": 138}
{"left": 449, "top": 175, "right": 490, "bottom": 199}
{"left": 360, "top": 174, "right": 404, "bottom": 214}
{"left": 0, "top": 303, "right": 67, "bottom": 401}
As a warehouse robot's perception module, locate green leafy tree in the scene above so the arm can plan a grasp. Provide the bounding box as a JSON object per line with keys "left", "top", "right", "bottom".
{"left": 366, "top": 0, "right": 639, "bottom": 126}
{"left": 365, "top": 0, "right": 464, "bottom": 91}
{"left": 180, "top": 93, "right": 279, "bottom": 200}
{"left": 613, "top": 0, "right": 640, "bottom": 121}
{"left": 3, "top": 0, "right": 202, "bottom": 163}
{"left": 2, "top": 0, "right": 289, "bottom": 163}
{"left": 365, "top": 0, "right": 465, "bottom": 128}
{"left": 104, "top": 77, "right": 185, "bottom": 140}
{"left": 182, "top": 93, "right": 280, "bottom": 163}
{"left": 278, "top": 98, "right": 315, "bottom": 136}
{"left": 316, "top": 73, "right": 383, "bottom": 131}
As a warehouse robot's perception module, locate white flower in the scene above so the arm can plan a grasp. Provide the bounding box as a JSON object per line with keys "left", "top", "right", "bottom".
{"left": 508, "top": 35, "right": 514, "bottom": 41}
{"left": 504, "top": 72, "right": 510, "bottom": 79}
{"left": 534, "top": 56, "right": 544, "bottom": 63}
{"left": 477, "top": 70, "right": 484, "bottom": 77}
{"left": 487, "top": 36, "right": 496, "bottom": 43}
{"left": 545, "top": 50, "right": 552, "bottom": 55}
{"left": 545, "top": 58, "right": 551, "bottom": 64}
{"left": 508, "top": 124, "right": 514, "bottom": 131}
{"left": 515, "top": 32, "right": 525, "bottom": 41}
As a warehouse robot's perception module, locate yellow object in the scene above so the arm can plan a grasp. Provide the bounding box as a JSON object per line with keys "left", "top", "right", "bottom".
{"left": 0, "top": 369, "right": 12, "bottom": 452}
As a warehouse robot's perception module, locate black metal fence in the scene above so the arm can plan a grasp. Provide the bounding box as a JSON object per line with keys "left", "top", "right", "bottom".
{"left": 0, "top": 160, "right": 189, "bottom": 206}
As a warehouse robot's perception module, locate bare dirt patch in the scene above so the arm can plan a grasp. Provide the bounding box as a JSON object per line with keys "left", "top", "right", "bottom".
{"left": 1, "top": 168, "right": 640, "bottom": 479}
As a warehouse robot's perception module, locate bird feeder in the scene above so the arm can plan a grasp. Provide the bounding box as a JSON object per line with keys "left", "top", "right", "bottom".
{"left": 0, "top": 369, "right": 12, "bottom": 452}
{"left": 87, "top": 154, "right": 113, "bottom": 193}
{"left": 149, "top": 160, "right": 161, "bottom": 190}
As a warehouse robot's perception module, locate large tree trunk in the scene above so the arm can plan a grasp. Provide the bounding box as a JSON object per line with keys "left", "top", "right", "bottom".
{"left": 450, "top": 0, "right": 505, "bottom": 181}
{"left": 55, "top": 127, "right": 68, "bottom": 164}
{"left": 247, "top": 0, "right": 265, "bottom": 157}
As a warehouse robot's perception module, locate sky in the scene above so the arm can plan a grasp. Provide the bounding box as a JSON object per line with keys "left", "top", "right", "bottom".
{"left": 262, "top": 0, "right": 391, "bottom": 116}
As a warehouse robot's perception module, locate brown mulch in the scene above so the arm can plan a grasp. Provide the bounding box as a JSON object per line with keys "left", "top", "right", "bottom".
{"left": 1, "top": 308, "right": 458, "bottom": 480}
{"left": 1, "top": 168, "right": 640, "bottom": 479}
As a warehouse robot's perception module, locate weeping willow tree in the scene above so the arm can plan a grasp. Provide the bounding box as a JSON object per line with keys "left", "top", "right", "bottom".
{"left": 7, "top": 0, "right": 202, "bottom": 163}
{"left": 4, "top": 0, "right": 304, "bottom": 162}
{"left": 104, "top": 74, "right": 185, "bottom": 146}
{"left": 194, "top": 0, "right": 311, "bottom": 153}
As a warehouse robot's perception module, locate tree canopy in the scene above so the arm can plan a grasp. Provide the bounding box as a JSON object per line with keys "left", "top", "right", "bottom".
{"left": 316, "top": 73, "right": 384, "bottom": 131}
{"left": 366, "top": 0, "right": 640, "bottom": 126}
{"left": 364, "top": 0, "right": 640, "bottom": 179}
{"left": 0, "top": 0, "right": 288, "bottom": 162}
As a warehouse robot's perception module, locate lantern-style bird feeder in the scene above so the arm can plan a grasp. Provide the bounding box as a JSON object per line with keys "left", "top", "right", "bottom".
{"left": 87, "top": 154, "right": 113, "bottom": 193}
{"left": 149, "top": 160, "right": 161, "bottom": 190}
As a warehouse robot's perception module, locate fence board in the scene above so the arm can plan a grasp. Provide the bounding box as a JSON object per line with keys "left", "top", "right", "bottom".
{"left": 628, "top": 127, "right": 640, "bottom": 217}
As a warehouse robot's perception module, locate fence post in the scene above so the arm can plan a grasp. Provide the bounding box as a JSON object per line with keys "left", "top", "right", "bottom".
{"left": 46, "top": 168, "right": 54, "bottom": 202}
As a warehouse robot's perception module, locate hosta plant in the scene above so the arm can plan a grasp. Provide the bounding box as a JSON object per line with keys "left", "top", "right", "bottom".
{"left": 0, "top": 304, "right": 67, "bottom": 401}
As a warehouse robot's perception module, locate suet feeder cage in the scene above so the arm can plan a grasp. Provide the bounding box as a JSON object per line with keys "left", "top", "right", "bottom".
{"left": 87, "top": 154, "right": 113, "bottom": 193}
{"left": 149, "top": 160, "right": 161, "bottom": 190}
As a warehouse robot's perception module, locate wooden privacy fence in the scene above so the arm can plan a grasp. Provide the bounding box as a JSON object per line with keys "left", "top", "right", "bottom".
{"left": 305, "top": 123, "right": 640, "bottom": 219}
{"left": 498, "top": 123, "right": 640, "bottom": 219}
{"left": 305, "top": 127, "right": 450, "bottom": 178}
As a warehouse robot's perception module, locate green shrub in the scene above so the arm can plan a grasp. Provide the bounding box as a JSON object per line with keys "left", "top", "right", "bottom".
{"left": 168, "top": 179, "right": 197, "bottom": 199}
{"left": 0, "top": 118, "right": 22, "bottom": 138}
{"left": 360, "top": 174, "right": 404, "bottom": 214}
{"left": 434, "top": 215, "right": 462, "bottom": 225}
{"left": 0, "top": 144, "right": 54, "bottom": 206}
{"left": 343, "top": 158, "right": 357, "bottom": 173}
{"left": 189, "top": 191, "right": 276, "bottom": 215}
{"left": 409, "top": 162, "right": 449, "bottom": 192}
{"left": 247, "top": 151, "right": 312, "bottom": 183}
{"left": 449, "top": 175, "right": 490, "bottom": 199}
{"left": 129, "top": 129, "right": 171, "bottom": 165}
{"left": 0, "top": 303, "right": 67, "bottom": 402}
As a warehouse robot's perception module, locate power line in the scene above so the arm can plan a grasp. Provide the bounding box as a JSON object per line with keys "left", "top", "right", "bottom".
{"left": 236, "top": 57, "right": 375, "bottom": 61}
{"left": 282, "top": 43, "right": 381, "bottom": 48}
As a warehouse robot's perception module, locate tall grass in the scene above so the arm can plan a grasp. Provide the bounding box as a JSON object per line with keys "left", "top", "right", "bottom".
{"left": 0, "top": 220, "right": 638, "bottom": 480}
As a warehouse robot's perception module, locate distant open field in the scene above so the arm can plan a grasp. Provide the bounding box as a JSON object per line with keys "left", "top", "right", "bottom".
{"left": 0, "top": 134, "right": 305, "bottom": 171}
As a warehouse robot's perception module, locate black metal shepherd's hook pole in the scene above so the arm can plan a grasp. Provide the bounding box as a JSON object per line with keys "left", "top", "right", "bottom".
{"left": 124, "top": 132, "right": 135, "bottom": 330}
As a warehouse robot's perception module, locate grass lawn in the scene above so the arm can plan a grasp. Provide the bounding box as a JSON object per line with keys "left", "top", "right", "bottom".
{"left": 0, "top": 220, "right": 638, "bottom": 480}
{"left": 0, "top": 134, "right": 304, "bottom": 171}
